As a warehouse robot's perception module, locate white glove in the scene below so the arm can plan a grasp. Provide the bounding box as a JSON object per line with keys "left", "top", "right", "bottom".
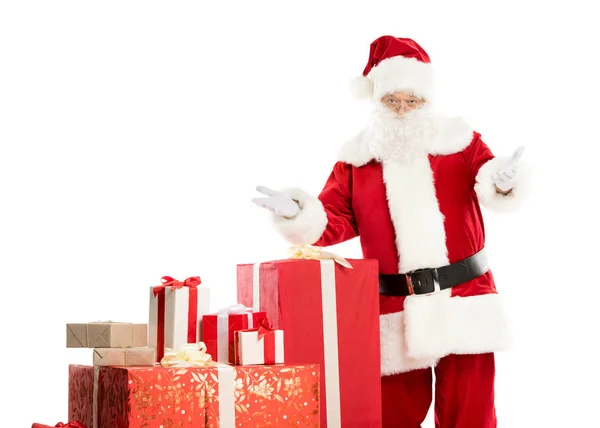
{"left": 492, "top": 146, "right": 525, "bottom": 193}
{"left": 252, "top": 185, "right": 300, "bottom": 218}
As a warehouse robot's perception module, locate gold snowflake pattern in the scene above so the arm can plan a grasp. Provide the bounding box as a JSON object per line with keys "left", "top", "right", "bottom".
{"left": 283, "top": 376, "right": 304, "bottom": 398}
{"left": 205, "top": 365, "right": 320, "bottom": 427}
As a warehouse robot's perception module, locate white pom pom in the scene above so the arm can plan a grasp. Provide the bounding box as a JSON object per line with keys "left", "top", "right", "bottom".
{"left": 349, "top": 75, "right": 373, "bottom": 100}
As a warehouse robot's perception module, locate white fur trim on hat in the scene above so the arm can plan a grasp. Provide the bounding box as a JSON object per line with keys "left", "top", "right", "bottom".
{"left": 349, "top": 75, "right": 374, "bottom": 100}
{"left": 367, "top": 56, "right": 434, "bottom": 101}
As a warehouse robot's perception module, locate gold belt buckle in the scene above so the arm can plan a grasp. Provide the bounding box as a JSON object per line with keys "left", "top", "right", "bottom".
{"left": 406, "top": 274, "right": 415, "bottom": 295}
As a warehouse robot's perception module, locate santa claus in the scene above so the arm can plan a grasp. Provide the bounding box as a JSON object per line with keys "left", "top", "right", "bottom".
{"left": 252, "top": 35, "right": 529, "bottom": 428}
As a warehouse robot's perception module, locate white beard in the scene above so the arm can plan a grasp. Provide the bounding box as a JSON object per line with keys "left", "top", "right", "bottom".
{"left": 364, "top": 104, "right": 440, "bottom": 164}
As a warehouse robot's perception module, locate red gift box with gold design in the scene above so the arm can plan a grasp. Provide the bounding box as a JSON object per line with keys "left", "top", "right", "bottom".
{"left": 32, "top": 422, "right": 86, "bottom": 428}
{"left": 68, "top": 363, "right": 319, "bottom": 428}
{"left": 237, "top": 258, "right": 381, "bottom": 428}
{"left": 203, "top": 364, "right": 319, "bottom": 427}
{"left": 68, "top": 364, "right": 207, "bottom": 428}
{"left": 202, "top": 305, "right": 266, "bottom": 363}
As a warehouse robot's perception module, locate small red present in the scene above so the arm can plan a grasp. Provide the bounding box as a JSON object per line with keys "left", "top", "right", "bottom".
{"left": 148, "top": 275, "right": 211, "bottom": 361}
{"left": 32, "top": 422, "right": 86, "bottom": 428}
{"left": 202, "top": 304, "right": 266, "bottom": 363}
{"left": 234, "top": 317, "right": 284, "bottom": 365}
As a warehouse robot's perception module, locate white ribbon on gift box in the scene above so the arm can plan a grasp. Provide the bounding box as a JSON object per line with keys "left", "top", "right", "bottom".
{"left": 252, "top": 263, "right": 261, "bottom": 311}
{"left": 252, "top": 259, "right": 342, "bottom": 427}
{"left": 217, "top": 304, "right": 254, "bottom": 362}
{"left": 93, "top": 366, "right": 100, "bottom": 428}
{"left": 217, "top": 364, "right": 236, "bottom": 427}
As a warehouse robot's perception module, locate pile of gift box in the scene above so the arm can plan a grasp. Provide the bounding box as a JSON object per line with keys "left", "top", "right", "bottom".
{"left": 33, "top": 251, "right": 383, "bottom": 428}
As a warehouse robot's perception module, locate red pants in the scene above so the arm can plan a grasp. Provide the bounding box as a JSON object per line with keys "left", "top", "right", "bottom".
{"left": 381, "top": 353, "right": 496, "bottom": 428}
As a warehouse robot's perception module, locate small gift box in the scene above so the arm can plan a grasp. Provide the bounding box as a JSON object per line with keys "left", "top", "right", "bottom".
{"left": 202, "top": 304, "right": 266, "bottom": 363}
{"left": 32, "top": 421, "right": 86, "bottom": 428}
{"left": 234, "top": 318, "right": 284, "bottom": 365}
{"left": 92, "top": 347, "right": 156, "bottom": 366}
{"left": 148, "top": 275, "right": 211, "bottom": 361}
{"left": 66, "top": 322, "right": 147, "bottom": 348}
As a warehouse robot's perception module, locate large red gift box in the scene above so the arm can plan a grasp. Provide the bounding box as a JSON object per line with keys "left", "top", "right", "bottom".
{"left": 68, "top": 363, "right": 318, "bottom": 428}
{"left": 237, "top": 258, "right": 382, "bottom": 428}
{"left": 202, "top": 306, "right": 266, "bottom": 363}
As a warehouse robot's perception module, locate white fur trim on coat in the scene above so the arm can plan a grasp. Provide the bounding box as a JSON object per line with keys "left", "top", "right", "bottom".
{"left": 381, "top": 157, "right": 449, "bottom": 273}
{"left": 271, "top": 188, "right": 328, "bottom": 245}
{"left": 380, "top": 311, "right": 438, "bottom": 376}
{"left": 367, "top": 56, "right": 434, "bottom": 102}
{"left": 403, "top": 290, "right": 513, "bottom": 359}
{"left": 475, "top": 157, "right": 530, "bottom": 213}
{"left": 338, "top": 116, "right": 474, "bottom": 167}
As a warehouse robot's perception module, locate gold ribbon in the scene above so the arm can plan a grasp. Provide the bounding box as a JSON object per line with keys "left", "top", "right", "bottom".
{"left": 160, "top": 342, "right": 217, "bottom": 367}
{"left": 288, "top": 245, "right": 353, "bottom": 269}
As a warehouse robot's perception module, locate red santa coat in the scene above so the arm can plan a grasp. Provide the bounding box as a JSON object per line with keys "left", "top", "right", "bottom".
{"left": 272, "top": 115, "right": 528, "bottom": 375}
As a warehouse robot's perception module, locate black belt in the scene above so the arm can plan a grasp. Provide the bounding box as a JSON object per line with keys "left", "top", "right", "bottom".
{"left": 379, "top": 249, "right": 489, "bottom": 296}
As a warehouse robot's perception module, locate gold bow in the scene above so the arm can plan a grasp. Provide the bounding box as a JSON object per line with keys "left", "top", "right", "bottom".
{"left": 288, "top": 245, "right": 353, "bottom": 269}
{"left": 160, "top": 342, "right": 217, "bottom": 367}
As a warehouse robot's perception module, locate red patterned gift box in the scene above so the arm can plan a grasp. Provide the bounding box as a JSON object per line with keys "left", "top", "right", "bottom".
{"left": 68, "top": 364, "right": 208, "bottom": 428}
{"left": 68, "top": 365, "right": 94, "bottom": 428}
{"left": 68, "top": 363, "right": 319, "bottom": 428}
{"left": 202, "top": 304, "right": 266, "bottom": 363}
{"left": 204, "top": 364, "right": 319, "bottom": 427}
{"left": 32, "top": 422, "right": 86, "bottom": 428}
{"left": 237, "top": 257, "right": 382, "bottom": 428}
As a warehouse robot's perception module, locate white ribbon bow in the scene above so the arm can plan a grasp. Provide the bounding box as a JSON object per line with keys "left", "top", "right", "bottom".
{"left": 160, "top": 342, "right": 216, "bottom": 367}
{"left": 217, "top": 303, "right": 252, "bottom": 315}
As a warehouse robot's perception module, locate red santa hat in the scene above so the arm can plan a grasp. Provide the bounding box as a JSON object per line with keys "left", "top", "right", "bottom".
{"left": 350, "top": 36, "right": 434, "bottom": 102}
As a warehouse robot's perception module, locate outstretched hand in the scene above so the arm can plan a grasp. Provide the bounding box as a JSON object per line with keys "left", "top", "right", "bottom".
{"left": 493, "top": 146, "right": 525, "bottom": 193}
{"left": 252, "top": 185, "right": 300, "bottom": 218}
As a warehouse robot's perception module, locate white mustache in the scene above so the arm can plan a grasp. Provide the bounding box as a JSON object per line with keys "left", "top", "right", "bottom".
{"left": 365, "top": 104, "right": 439, "bottom": 163}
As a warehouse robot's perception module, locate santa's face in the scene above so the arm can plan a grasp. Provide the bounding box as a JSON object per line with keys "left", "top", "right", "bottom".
{"left": 365, "top": 94, "right": 436, "bottom": 164}
{"left": 380, "top": 91, "right": 426, "bottom": 118}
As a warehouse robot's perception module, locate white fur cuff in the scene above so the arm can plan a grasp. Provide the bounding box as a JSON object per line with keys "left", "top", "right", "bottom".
{"left": 271, "top": 188, "right": 328, "bottom": 246}
{"left": 475, "top": 157, "right": 531, "bottom": 213}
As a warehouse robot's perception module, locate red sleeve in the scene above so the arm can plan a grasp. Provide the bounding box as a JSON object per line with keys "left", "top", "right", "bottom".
{"left": 463, "top": 132, "right": 495, "bottom": 187}
{"left": 314, "top": 162, "right": 359, "bottom": 247}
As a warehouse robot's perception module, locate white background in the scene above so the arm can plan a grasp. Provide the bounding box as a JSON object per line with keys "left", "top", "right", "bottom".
{"left": 1, "top": 1, "right": 598, "bottom": 427}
